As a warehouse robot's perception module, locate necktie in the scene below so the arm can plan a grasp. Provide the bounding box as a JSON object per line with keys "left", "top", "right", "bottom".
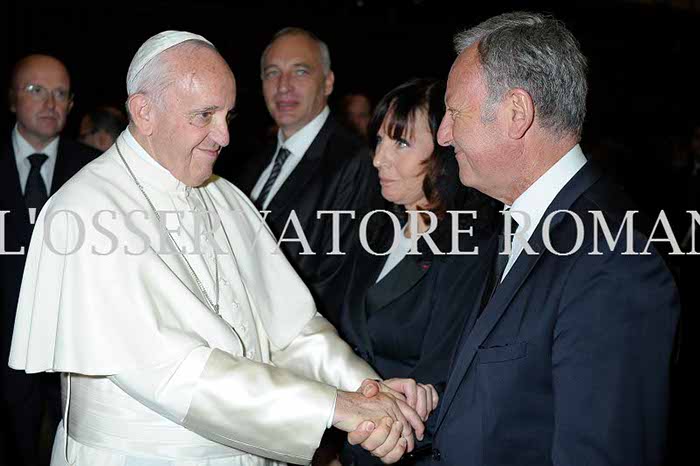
{"left": 255, "top": 147, "right": 291, "bottom": 209}
{"left": 24, "top": 153, "right": 49, "bottom": 212}
{"left": 478, "top": 212, "right": 519, "bottom": 314}
{"left": 495, "top": 215, "right": 519, "bottom": 283}
{"left": 446, "top": 213, "right": 521, "bottom": 378}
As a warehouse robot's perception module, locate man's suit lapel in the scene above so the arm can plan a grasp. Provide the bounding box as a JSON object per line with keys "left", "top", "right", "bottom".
{"left": 435, "top": 162, "right": 602, "bottom": 431}
{"left": 265, "top": 118, "right": 335, "bottom": 217}
{"left": 1, "top": 140, "right": 31, "bottom": 245}
{"left": 50, "top": 139, "right": 74, "bottom": 195}
{"left": 245, "top": 145, "right": 276, "bottom": 196}
{"left": 434, "top": 235, "right": 546, "bottom": 430}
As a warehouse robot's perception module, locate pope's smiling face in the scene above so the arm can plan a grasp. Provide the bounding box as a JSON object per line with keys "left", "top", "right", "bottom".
{"left": 148, "top": 45, "right": 236, "bottom": 187}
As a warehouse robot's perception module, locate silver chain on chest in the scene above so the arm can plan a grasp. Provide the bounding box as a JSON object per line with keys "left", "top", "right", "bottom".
{"left": 116, "top": 141, "right": 221, "bottom": 315}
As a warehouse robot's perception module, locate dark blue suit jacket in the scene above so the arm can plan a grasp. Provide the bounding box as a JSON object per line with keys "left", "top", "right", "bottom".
{"left": 428, "top": 163, "right": 680, "bottom": 466}
{"left": 338, "top": 227, "right": 491, "bottom": 466}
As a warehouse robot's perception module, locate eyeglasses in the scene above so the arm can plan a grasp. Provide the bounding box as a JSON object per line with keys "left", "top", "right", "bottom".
{"left": 19, "top": 84, "right": 73, "bottom": 103}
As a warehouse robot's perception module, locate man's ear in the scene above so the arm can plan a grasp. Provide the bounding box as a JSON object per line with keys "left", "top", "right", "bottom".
{"left": 324, "top": 70, "right": 335, "bottom": 97}
{"left": 127, "top": 94, "right": 154, "bottom": 136}
{"left": 506, "top": 88, "right": 534, "bottom": 140}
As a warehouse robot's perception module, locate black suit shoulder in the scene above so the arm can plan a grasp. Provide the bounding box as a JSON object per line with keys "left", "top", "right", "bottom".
{"left": 302, "top": 116, "right": 373, "bottom": 182}
{"left": 60, "top": 138, "right": 101, "bottom": 160}
{"left": 233, "top": 115, "right": 371, "bottom": 194}
{"left": 555, "top": 172, "right": 660, "bottom": 257}
{"left": 322, "top": 118, "right": 368, "bottom": 160}
{"left": 58, "top": 138, "right": 101, "bottom": 170}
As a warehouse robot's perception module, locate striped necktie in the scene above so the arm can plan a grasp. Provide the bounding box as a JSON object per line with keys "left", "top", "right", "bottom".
{"left": 255, "top": 147, "right": 291, "bottom": 208}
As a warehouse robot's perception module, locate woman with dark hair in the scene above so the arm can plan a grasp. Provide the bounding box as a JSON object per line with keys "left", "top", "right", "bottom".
{"left": 334, "top": 78, "right": 496, "bottom": 466}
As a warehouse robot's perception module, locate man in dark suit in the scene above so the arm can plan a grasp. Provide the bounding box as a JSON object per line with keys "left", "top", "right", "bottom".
{"left": 234, "top": 28, "right": 378, "bottom": 325}
{"left": 1, "top": 54, "right": 98, "bottom": 466}
{"left": 421, "top": 12, "right": 680, "bottom": 465}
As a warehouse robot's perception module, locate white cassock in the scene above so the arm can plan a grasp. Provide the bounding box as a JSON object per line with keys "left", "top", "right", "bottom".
{"left": 9, "top": 129, "right": 378, "bottom": 466}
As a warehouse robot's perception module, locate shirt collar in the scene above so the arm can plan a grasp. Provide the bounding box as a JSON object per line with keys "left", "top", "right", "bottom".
{"left": 509, "top": 144, "right": 588, "bottom": 236}
{"left": 123, "top": 126, "right": 173, "bottom": 175}
{"left": 12, "top": 123, "right": 60, "bottom": 163}
{"left": 118, "top": 128, "right": 190, "bottom": 194}
{"left": 276, "top": 106, "right": 330, "bottom": 157}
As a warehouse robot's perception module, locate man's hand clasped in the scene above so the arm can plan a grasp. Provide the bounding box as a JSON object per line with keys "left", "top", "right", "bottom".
{"left": 333, "top": 378, "right": 439, "bottom": 464}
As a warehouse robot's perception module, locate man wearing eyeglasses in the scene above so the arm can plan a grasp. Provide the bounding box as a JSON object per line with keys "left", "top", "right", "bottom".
{"left": 1, "top": 54, "right": 98, "bottom": 466}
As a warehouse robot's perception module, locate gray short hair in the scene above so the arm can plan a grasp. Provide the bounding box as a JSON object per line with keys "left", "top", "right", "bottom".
{"left": 260, "top": 27, "right": 331, "bottom": 77}
{"left": 454, "top": 12, "right": 588, "bottom": 138}
{"left": 126, "top": 40, "right": 217, "bottom": 120}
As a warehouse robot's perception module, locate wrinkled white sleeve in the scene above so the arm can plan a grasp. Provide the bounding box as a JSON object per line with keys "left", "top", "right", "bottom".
{"left": 271, "top": 313, "right": 380, "bottom": 392}
{"left": 109, "top": 345, "right": 337, "bottom": 464}
{"left": 110, "top": 347, "right": 212, "bottom": 422}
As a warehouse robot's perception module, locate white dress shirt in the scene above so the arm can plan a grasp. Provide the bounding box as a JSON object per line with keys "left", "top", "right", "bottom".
{"left": 12, "top": 123, "right": 59, "bottom": 194}
{"left": 502, "top": 144, "right": 588, "bottom": 280}
{"left": 123, "top": 126, "right": 172, "bottom": 175}
{"left": 251, "top": 106, "right": 330, "bottom": 208}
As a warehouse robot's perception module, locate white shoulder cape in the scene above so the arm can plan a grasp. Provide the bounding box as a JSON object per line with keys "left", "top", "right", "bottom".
{"left": 9, "top": 136, "right": 316, "bottom": 375}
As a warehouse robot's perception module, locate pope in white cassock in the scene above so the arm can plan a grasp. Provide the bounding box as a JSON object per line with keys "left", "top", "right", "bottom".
{"left": 8, "top": 31, "right": 438, "bottom": 466}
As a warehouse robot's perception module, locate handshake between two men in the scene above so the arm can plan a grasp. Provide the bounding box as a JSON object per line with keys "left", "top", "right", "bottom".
{"left": 333, "top": 378, "right": 440, "bottom": 464}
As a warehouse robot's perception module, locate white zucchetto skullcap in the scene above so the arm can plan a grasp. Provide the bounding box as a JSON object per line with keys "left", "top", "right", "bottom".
{"left": 126, "top": 30, "right": 213, "bottom": 94}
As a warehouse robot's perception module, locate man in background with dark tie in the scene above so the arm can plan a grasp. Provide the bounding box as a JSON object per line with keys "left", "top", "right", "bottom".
{"left": 1, "top": 54, "right": 98, "bottom": 466}
{"left": 234, "top": 28, "right": 379, "bottom": 326}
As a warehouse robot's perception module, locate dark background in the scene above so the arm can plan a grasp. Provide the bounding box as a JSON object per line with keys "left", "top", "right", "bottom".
{"left": 7, "top": 0, "right": 700, "bottom": 201}
{"left": 7, "top": 0, "right": 698, "bottom": 463}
